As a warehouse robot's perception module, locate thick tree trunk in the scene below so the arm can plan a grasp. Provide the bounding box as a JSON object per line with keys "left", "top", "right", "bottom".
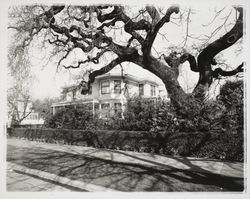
{"left": 132, "top": 55, "right": 190, "bottom": 113}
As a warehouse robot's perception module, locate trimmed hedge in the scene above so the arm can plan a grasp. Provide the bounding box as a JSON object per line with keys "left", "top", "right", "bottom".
{"left": 7, "top": 128, "right": 244, "bottom": 162}
{"left": 7, "top": 128, "right": 161, "bottom": 151}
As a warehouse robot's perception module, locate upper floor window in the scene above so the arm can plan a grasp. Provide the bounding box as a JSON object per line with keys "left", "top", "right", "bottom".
{"left": 101, "top": 80, "right": 110, "bottom": 94}
{"left": 151, "top": 85, "right": 156, "bottom": 96}
{"left": 114, "top": 80, "right": 121, "bottom": 94}
{"left": 139, "top": 84, "right": 144, "bottom": 96}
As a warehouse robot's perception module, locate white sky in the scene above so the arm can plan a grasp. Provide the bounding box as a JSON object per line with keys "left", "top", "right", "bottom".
{"left": 10, "top": 2, "right": 244, "bottom": 100}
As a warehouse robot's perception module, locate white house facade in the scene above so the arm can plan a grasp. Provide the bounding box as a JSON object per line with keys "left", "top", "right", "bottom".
{"left": 8, "top": 100, "right": 44, "bottom": 127}
{"left": 51, "top": 73, "right": 168, "bottom": 118}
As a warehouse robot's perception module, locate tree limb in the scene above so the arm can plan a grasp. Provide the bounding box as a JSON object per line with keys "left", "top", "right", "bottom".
{"left": 194, "top": 6, "right": 243, "bottom": 89}
{"left": 162, "top": 52, "right": 199, "bottom": 73}
{"left": 180, "top": 53, "right": 199, "bottom": 72}
{"left": 198, "top": 7, "right": 243, "bottom": 64}
{"left": 80, "top": 58, "right": 123, "bottom": 94}
{"left": 212, "top": 62, "right": 244, "bottom": 78}
{"left": 143, "top": 6, "right": 179, "bottom": 57}
{"left": 62, "top": 48, "right": 110, "bottom": 69}
{"left": 146, "top": 6, "right": 160, "bottom": 25}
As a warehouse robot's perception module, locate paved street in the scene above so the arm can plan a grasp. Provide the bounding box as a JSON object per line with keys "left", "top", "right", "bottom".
{"left": 7, "top": 138, "right": 244, "bottom": 192}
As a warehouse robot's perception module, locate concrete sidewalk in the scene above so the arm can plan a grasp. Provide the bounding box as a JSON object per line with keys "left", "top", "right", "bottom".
{"left": 7, "top": 163, "right": 110, "bottom": 192}
{"left": 7, "top": 138, "right": 244, "bottom": 178}
{"left": 7, "top": 166, "right": 86, "bottom": 191}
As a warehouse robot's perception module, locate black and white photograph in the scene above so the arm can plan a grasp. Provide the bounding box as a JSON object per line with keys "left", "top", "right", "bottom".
{"left": 0, "top": 0, "right": 248, "bottom": 198}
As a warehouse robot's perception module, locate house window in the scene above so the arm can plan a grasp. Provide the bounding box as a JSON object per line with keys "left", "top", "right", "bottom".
{"left": 94, "top": 103, "right": 99, "bottom": 112}
{"left": 114, "top": 80, "right": 121, "bottom": 94}
{"left": 151, "top": 85, "right": 156, "bottom": 96}
{"left": 114, "top": 103, "right": 122, "bottom": 117}
{"left": 101, "top": 80, "right": 110, "bottom": 94}
{"left": 62, "top": 93, "right": 66, "bottom": 100}
{"left": 139, "top": 84, "right": 144, "bottom": 96}
{"left": 101, "top": 103, "right": 110, "bottom": 118}
{"left": 101, "top": 103, "right": 110, "bottom": 110}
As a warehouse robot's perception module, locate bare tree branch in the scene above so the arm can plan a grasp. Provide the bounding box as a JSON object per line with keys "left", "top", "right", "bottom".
{"left": 212, "top": 62, "right": 244, "bottom": 78}
{"left": 146, "top": 6, "right": 160, "bottom": 25}
{"left": 198, "top": 7, "right": 243, "bottom": 64}
{"left": 180, "top": 53, "right": 199, "bottom": 72}
{"left": 195, "top": 6, "right": 243, "bottom": 88}
{"left": 8, "top": 5, "right": 244, "bottom": 112}
{"left": 80, "top": 58, "right": 123, "bottom": 94}
{"left": 143, "top": 6, "right": 180, "bottom": 57}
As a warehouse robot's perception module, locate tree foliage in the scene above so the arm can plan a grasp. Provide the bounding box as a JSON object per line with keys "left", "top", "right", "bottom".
{"left": 218, "top": 80, "right": 244, "bottom": 109}
{"left": 217, "top": 80, "right": 244, "bottom": 134}
{"left": 121, "top": 97, "right": 160, "bottom": 131}
{"left": 44, "top": 106, "right": 94, "bottom": 130}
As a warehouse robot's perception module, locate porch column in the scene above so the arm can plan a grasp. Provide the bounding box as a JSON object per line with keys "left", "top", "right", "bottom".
{"left": 121, "top": 98, "right": 125, "bottom": 119}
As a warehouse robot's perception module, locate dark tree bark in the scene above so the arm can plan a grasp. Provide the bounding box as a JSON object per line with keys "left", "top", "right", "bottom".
{"left": 9, "top": 5, "right": 244, "bottom": 112}
{"left": 195, "top": 7, "right": 243, "bottom": 91}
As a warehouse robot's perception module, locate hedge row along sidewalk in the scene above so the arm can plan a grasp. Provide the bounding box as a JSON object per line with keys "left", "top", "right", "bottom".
{"left": 7, "top": 127, "right": 244, "bottom": 162}
{"left": 7, "top": 138, "right": 244, "bottom": 192}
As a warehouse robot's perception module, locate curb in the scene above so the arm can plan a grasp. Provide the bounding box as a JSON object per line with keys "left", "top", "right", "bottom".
{"left": 8, "top": 162, "right": 120, "bottom": 192}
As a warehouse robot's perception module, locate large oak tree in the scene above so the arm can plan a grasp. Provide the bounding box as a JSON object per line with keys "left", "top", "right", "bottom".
{"left": 8, "top": 4, "right": 244, "bottom": 114}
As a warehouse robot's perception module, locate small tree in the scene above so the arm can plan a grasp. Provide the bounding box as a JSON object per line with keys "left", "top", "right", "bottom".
{"left": 7, "top": 30, "right": 33, "bottom": 126}
{"left": 7, "top": 84, "right": 33, "bottom": 126}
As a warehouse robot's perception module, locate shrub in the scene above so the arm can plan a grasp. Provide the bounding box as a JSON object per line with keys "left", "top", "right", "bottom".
{"left": 217, "top": 80, "right": 244, "bottom": 134}
{"left": 44, "top": 106, "right": 95, "bottom": 130}
{"left": 37, "top": 80, "right": 244, "bottom": 161}
{"left": 121, "top": 96, "right": 160, "bottom": 131}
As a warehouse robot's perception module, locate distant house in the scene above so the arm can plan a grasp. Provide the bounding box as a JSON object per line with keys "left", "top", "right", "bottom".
{"left": 51, "top": 73, "right": 168, "bottom": 118}
{"left": 8, "top": 100, "right": 44, "bottom": 127}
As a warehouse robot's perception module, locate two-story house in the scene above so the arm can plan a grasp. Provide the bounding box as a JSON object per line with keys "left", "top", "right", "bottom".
{"left": 51, "top": 73, "right": 167, "bottom": 118}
